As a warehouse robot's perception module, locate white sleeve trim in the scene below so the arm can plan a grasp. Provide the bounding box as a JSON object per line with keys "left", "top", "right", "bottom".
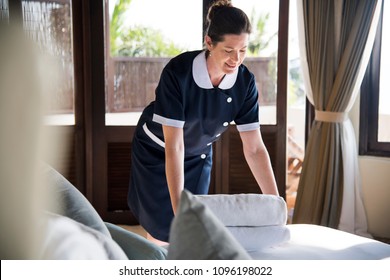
{"left": 143, "top": 123, "right": 165, "bottom": 148}
{"left": 152, "top": 114, "right": 185, "bottom": 128}
{"left": 236, "top": 122, "right": 260, "bottom": 132}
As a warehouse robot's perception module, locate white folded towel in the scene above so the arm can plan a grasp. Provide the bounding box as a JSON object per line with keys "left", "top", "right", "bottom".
{"left": 195, "top": 194, "right": 288, "bottom": 227}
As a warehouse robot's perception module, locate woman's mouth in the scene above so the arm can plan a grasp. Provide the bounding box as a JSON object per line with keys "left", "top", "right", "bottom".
{"left": 225, "top": 63, "right": 237, "bottom": 69}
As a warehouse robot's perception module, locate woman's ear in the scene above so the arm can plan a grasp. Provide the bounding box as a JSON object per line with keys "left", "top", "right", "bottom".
{"left": 204, "top": 35, "right": 214, "bottom": 51}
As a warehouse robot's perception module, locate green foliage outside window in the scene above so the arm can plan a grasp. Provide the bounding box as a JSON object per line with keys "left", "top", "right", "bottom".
{"left": 109, "top": 0, "right": 276, "bottom": 58}
{"left": 110, "top": 0, "right": 182, "bottom": 57}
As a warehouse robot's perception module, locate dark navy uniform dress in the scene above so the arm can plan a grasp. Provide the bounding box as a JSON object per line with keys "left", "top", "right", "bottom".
{"left": 128, "top": 50, "right": 260, "bottom": 242}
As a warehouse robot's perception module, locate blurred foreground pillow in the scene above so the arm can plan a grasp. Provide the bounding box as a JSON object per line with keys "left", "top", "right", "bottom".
{"left": 168, "top": 190, "right": 251, "bottom": 260}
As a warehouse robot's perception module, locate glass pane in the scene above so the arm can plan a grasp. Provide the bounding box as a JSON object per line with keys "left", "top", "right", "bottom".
{"left": 286, "top": 0, "right": 306, "bottom": 223}
{"left": 233, "top": 0, "right": 279, "bottom": 125}
{"left": 1, "top": 0, "right": 9, "bottom": 22}
{"left": 378, "top": 0, "right": 390, "bottom": 142}
{"left": 105, "top": 0, "right": 202, "bottom": 125}
{"left": 22, "top": 0, "right": 75, "bottom": 125}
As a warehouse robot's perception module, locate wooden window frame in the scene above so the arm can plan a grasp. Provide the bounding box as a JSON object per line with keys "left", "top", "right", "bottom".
{"left": 359, "top": 3, "right": 390, "bottom": 158}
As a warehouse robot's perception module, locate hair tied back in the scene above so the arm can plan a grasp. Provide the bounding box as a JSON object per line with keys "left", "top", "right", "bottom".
{"left": 205, "top": 0, "right": 251, "bottom": 44}
{"left": 207, "top": 0, "right": 233, "bottom": 24}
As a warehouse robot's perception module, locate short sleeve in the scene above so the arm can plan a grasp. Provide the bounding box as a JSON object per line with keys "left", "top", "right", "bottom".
{"left": 152, "top": 68, "right": 185, "bottom": 128}
{"left": 234, "top": 75, "right": 260, "bottom": 132}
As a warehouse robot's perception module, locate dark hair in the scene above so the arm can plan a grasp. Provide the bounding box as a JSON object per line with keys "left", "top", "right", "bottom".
{"left": 205, "top": 0, "right": 252, "bottom": 44}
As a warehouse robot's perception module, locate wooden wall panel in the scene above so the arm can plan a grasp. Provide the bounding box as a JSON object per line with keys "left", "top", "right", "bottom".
{"left": 63, "top": 137, "right": 77, "bottom": 187}
{"left": 228, "top": 129, "right": 277, "bottom": 195}
{"left": 104, "top": 127, "right": 138, "bottom": 224}
{"left": 208, "top": 144, "right": 217, "bottom": 194}
{"left": 44, "top": 127, "right": 78, "bottom": 189}
{"left": 107, "top": 142, "right": 131, "bottom": 211}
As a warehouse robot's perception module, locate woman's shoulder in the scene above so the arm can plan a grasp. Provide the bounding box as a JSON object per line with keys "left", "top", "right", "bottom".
{"left": 237, "top": 63, "right": 255, "bottom": 83}
{"left": 165, "top": 50, "right": 203, "bottom": 72}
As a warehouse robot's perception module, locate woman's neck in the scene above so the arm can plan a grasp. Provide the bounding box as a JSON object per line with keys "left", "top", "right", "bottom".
{"left": 206, "top": 56, "right": 225, "bottom": 87}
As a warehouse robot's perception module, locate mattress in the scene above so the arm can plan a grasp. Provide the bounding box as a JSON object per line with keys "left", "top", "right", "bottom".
{"left": 249, "top": 224, "right": 390, "bottom": 260}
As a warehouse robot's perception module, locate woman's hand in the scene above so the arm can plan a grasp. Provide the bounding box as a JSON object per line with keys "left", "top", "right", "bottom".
{"left": 162, "top": 125, "right": 185, "bottom": 214}
{"left": 239, "top": 129, "right": 279, "bottom": 196}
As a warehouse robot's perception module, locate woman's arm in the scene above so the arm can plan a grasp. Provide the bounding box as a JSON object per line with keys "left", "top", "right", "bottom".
{"left": 239, "top": 129, "right": 279, "bottom": 196}
{"left": 162, "top": 125, "right": 185, "bottom": 215}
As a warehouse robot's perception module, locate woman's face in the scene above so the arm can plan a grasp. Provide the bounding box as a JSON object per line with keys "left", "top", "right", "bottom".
{"left": 205, "top": 33, "right": 249, "bottom": 74}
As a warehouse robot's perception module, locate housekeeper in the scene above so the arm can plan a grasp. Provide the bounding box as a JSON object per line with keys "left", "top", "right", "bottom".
{"left": 128, "top": 0, "right": 279, "bottom": 244}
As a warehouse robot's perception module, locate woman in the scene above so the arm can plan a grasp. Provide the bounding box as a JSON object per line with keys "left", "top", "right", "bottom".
{"left": 128, "top": 0, "right": 279, "bottom": 244}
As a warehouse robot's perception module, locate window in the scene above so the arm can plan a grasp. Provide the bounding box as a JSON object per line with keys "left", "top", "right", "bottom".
{"left": 1, "top": 0, "right": 8, "bottom": 22}
{"left": 104, "top": 0, "right": 202, "bottom": 126}
{"left": 286, "top": 0, "right": 306, "bottom": 223}
{"left": 360, "top": 0, "right": 390, "bottom": 157}
{"left": 104, "top": 0, "right": 281, "bottom": 126}
{"left": 233, "top": 0, "right": 279, "bottom": 125}
{"left": 22, "top": 0, "right": 75, "bottom": 126}
{"left": 378, "top": 2, "right": 390, "bottom": 143}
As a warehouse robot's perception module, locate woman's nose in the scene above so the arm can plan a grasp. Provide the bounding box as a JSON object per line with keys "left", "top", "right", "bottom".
{"left": 231, "top": 51, "right": 239, "bottom": 62}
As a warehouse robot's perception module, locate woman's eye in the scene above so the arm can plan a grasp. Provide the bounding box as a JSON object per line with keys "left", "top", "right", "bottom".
{"left": 225, "top": 50, "right": 233, "bottom": 53}
{"left": 240, "top": 49, "right": 247, "bottom": 53}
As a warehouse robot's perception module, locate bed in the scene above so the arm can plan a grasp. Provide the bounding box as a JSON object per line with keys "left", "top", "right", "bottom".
{"left": 249, "top": 224, "right": 390, "bottom": 260}
{"left": 167, "top": 191, "right": 390, "bottom": 260}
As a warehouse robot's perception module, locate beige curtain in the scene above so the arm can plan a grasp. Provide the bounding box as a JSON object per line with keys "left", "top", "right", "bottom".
{"left": 293, "top": 0, "right": 382, "bottom": 237}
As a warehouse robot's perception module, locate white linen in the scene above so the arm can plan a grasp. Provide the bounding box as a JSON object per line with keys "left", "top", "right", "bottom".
{"left": 249, "top": 224, "right": 390, "bottom": 260}
{"left": 227, "top": 226, "right": 290, "bottom": 252}
{"left": 195, "top": 194, "right": 287, "bottom": 227}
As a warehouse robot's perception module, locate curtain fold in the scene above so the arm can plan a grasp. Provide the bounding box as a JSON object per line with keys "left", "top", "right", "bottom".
{"left": 293, "top": 0, "right": 382, "bottom": 237}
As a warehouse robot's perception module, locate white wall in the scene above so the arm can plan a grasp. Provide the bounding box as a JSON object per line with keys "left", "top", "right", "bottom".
{"left": 350, "top": 95, "right": 390, "bottom": 239}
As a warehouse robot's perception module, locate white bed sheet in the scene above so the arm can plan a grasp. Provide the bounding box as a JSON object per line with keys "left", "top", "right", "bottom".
{"left": 249, "top": 224, "right": 390, "bottom": 260}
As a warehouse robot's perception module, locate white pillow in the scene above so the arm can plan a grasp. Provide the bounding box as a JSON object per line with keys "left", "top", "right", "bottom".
{"left": 196, "top": 194, "right": 287, "bottom": 227}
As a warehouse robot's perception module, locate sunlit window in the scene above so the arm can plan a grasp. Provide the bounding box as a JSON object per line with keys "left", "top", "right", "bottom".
{"left": 286, "top": 0, "right": 306, "bottom": 223}
{"left": 233, "top": 0, "right": 279, "bottom": 125}
{"left": 22, "top": 0, "right": 75, "bottom": 126}
{"left": 105, "top": 0, "right": 280, "bottom": 126}
{"left": 360, "top": 0, "right": 390, "bottom": 156}
{"left": 105, "top": 0, "right": 202, "bottom": 126}
{"left": 1, "top": 0, "right": 9, "bottom": 22}
{"left": 378, "top": 1, "right": 390, "bottom": 142}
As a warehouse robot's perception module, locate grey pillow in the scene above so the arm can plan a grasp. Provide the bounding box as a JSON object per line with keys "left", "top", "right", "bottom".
{"left": 167, "top": 190, "right": 251, "bottom": 260}
{"left": 105, "top": 222, "right": 167, "bottom": 260}
{"left": 42, "top": 213, "right": 127, "bottom": 260}
{"left": 44, "top": 165, "right": 111, "bottom": 237}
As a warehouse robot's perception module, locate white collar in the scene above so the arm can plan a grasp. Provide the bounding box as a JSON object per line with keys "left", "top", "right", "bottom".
{"left": 192, "top": 51, "right": 238, "bottom": 90}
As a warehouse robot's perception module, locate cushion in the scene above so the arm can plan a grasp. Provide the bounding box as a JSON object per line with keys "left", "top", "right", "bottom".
{"left": 196, "top": 193, "right": 287, "bottom": 227}
{"left": 167, "top": 190, "right": 251, "bottom": 260}
{"left": 105, "top": 222, "right": 167, "bottom": 260}
{"left": 44, "top": 165, "right": 111, "bottom": 237}
{"left": 41, "top": 213, "right": 127, "bottom": 260}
